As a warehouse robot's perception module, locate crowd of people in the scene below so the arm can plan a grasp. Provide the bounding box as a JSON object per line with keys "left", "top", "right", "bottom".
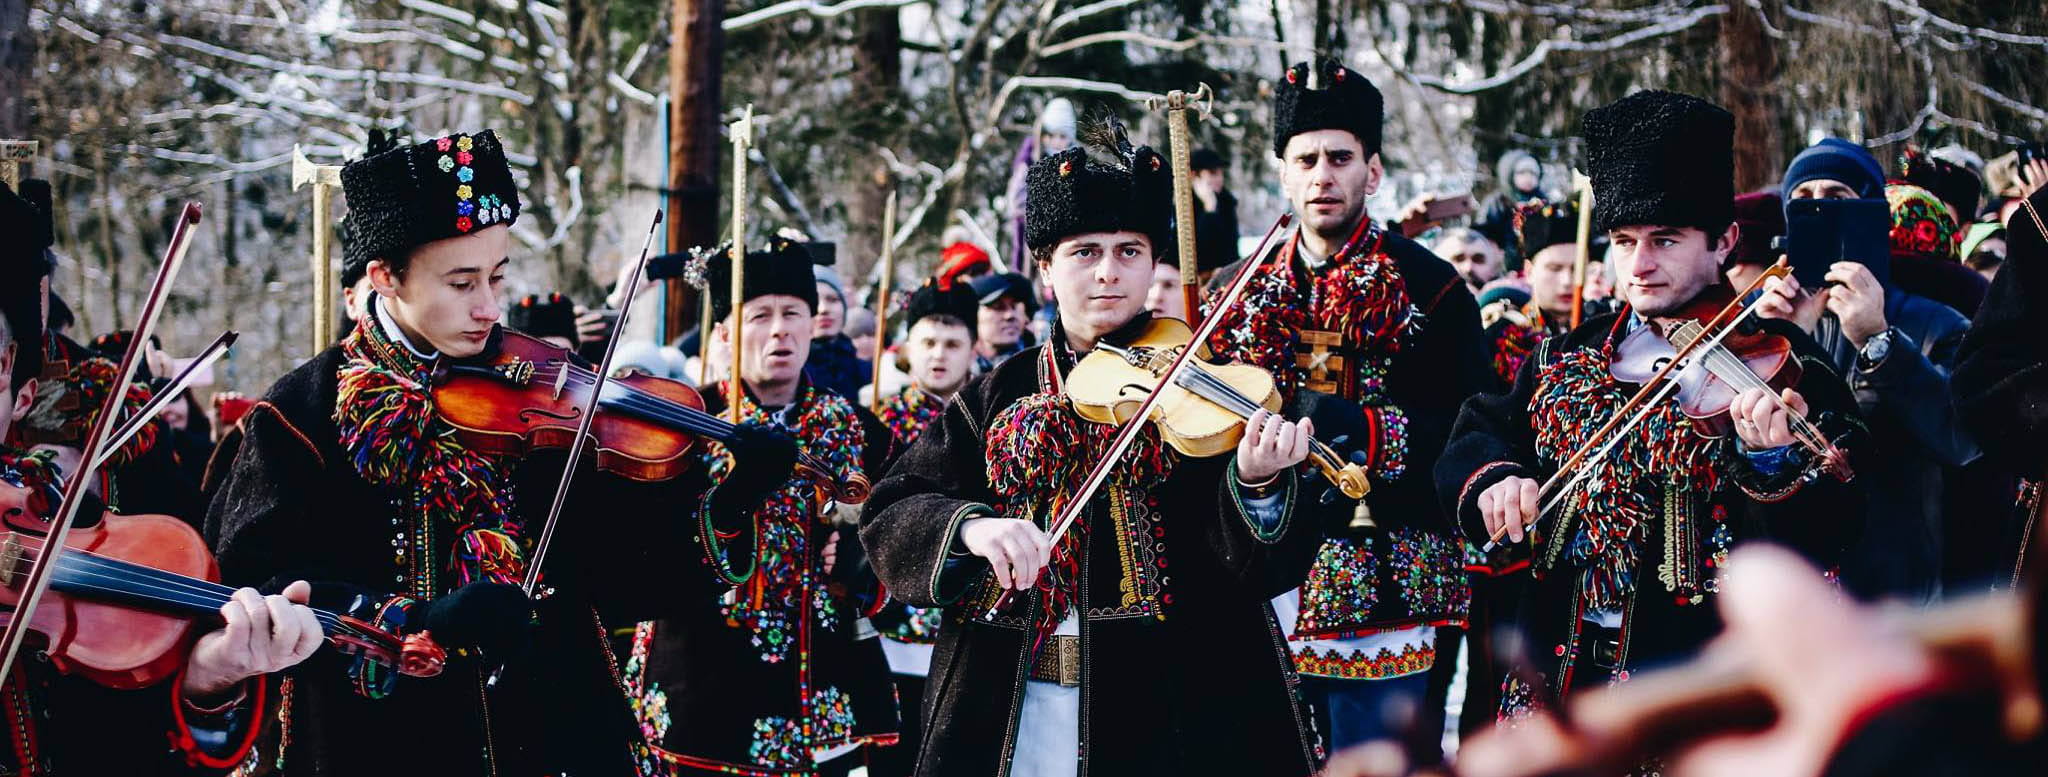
{"left": 2, "top": 55, "right": 2048, "bottom": 777}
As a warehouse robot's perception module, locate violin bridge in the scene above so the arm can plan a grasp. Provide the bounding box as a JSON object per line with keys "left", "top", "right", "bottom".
{"left": 494, "top": 359, "right": 536, "bottom": 386}
{"left": 550, "top": 362, "right": 569, "bottom": 401}
{"left": 0, "top": 535, "right": 16, "bottom": 584}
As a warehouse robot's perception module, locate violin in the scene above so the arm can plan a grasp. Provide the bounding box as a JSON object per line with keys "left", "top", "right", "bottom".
{"left": 1483, "top": 261, "right": 1852, "bottom": 549}
{"left": 1065, "top": 317, "right": 1370, "bottom": 500}
{"left": 429, "top": 329, "right": 870, "bottom": 504}
{"left": 0, "top": 473, "right": 443, "bottom": 690}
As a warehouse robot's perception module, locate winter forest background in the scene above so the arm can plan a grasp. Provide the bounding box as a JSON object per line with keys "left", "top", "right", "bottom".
{"left": 0, "top": 0, "right": 2043, "bottom": 390}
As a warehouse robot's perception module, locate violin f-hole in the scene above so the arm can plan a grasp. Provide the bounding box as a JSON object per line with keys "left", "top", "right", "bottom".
{"left": 518, "top": 406, "right": 582, "bottom": 424}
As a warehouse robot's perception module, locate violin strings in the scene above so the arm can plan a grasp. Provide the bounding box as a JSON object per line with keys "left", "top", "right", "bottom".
{"left": 1695, "top": 347, "right": 1833, "bottom": 454}
{"left": 13, "top": 547, "right": 349, "bottom": 633}
{"left": 521, "top": 364, "right": 739, "bottom": 441}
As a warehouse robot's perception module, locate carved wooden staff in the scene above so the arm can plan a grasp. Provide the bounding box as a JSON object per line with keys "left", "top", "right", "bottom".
{"left": 293, "top": 145, "right": 344, "bottom": 352}
{"left": 728, "top": 106, "right": 754, "bottom": 422}
{"left": 1156, "top": 85, "right": 1213, "bottom": 324}
{"left": 870, "top": 192, "right": 897, "bottom": 415}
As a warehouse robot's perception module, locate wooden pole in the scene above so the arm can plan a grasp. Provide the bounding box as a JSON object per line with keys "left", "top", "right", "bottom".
{"left": 292, "top": 145, "right": 343, "bottom": 352}
{"left": 870, "top": 193, "right": 896, "bottom": 414}
{"left": 728, "top": 106, "right": 753, "bottom": 422}
{"left": 1159, "top": 88, "right": 1208, "bottom": 325}
{"left": 665, "top": 0, "right": 725, "bottom": 341}
{"left": 1570, "top": 169, "right": 1594, "bottom": 329}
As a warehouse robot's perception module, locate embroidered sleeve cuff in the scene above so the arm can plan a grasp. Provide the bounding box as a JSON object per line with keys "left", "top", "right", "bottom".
{"left": 935, "top": 503, "right": 996, "bottom": 605}
{"left": 1361, "top": 405, "right": 1411, "bottom": 483}
{"left": 170, "top": 670, "right": 267, "bottom": 770}
{"left": 1227, "top": 460, "right": 1297, "bottom": 544}
{"left": 1456, "top": 461, "right": 1530, "bottom": 540}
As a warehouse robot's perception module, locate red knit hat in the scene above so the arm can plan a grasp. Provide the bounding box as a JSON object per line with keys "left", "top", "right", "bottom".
{"left": 936, "top": 242, "right": 991, "bottom": 290}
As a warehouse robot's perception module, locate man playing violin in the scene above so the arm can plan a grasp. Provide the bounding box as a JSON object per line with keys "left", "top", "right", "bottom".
{"left": 1201, "top": 59, "right": 1489, "bottom": 755}
{"left": 1436, "top": 91, "right": 1866, "bottom": 717}
{"left": 861, "top": 130, "right": 1335, "bottom": 777}
{"left": 0, "top": 180, "right": 320, "bottom": 774}
{"left": 864, "top": 277, "right": 980, "bottom": 777}
{"left": 620, "top": 236, "right": 901, "bottom": 776}
{"left": 203, "top": 130, "right": 799, "bottom": 776}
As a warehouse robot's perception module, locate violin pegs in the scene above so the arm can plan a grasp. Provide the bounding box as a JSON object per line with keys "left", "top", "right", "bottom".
{"left": 1329, "top": 434, "right": 1351, "bottom": 449}
{"left": 1349, "top": 450, "right": 1370, "bottom": 466}
{"left": 1319, "top": 488, "right": 1340, "bottom": 506}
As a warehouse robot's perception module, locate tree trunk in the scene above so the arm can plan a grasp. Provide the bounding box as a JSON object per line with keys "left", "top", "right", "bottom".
{"left": 1719, "top": 0, "right": 1781, "bottom": 193}
{"left": 844, "top": 4, "right": 904, "bottom": 295}
{"left": 666, "top": 0, "right": 725, "bottom": 339}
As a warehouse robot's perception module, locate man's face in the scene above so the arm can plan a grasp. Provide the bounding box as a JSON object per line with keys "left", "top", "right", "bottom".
{"left": 1193, "top": 168, "right": 1224, "bottom": 193}
{"left": 723, "top": 294, "right": 815, "bottom": 390}
{"left": 1439, "top": 233, "right": 1503, "bottom": 289}
{"left": 160, "top": 394, "right": 189, "bottom": 430}
{"left": 1789, "top": 178, "right": 1861, "bottom": 201}
{"left": 369, "top": 224, "right": 512, "bottom": 358}
{"left": 1042, "top": 231, "right": 1153, "bottom": 344}
{"left": 906, "top": 318, "right": 973, "bottom": 396}
{"left": 1144, "top": 262, "right": 1186, "bottom": 321}
{"left": 1279, "top": 130, "right": 1381, "bottom": 238}
{"left": 343, "top": 276, "right": 375, "bottom": 324}
{"left": 1526, "top": 244, "right": 1578, "bottom": 316}
{"left": 977, "top": 297, "right": 1028, "bottom": 349}
{"left": 814, "top": 282, "right": 845, "bottom": 338}
{"left": 1607, "top": 224, "right": 1734, "bottom": 318}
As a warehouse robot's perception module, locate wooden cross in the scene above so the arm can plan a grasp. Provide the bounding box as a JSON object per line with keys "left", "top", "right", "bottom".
{"left": 1296, "top": 329, "right": 1346, "bottom": 395}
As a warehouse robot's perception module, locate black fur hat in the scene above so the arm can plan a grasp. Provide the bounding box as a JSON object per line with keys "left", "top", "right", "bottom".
{"left": 506, "top": 292, "right": 579, "bottom": 344}
{"left": 1271, "top": 59, "right": 1384, "bottom": 158}
{"left": 692, "top": 235, "right": 821, "bottom": 322}
{"left": 1582, "top": 91, "right": 1734, "bottom": 234}
{"left": 903, "top": 278, "right": 979, "bottom": 338}
{"left": 340, "top": 129, "right": 521, "bottom": 272}
{"left": 0, "top": 180, "right": 51, "bottom": 385}
{"left": 1023, "top": 126, "right": 1175, "bottom": 260}
{"left": 1513, "top": 198, "right": 1581, "bottom": 258}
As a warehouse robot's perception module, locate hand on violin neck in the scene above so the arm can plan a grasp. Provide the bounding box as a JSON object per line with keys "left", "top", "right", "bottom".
{"left": 1732, "top": 386, "right": 1810, "bottom": 451}
{"left": 182, "top": 580, "right": 323, "bottom": 703}
{"left": 1753, "top": 274, "right": 1828, "bottom": 335}
{"left": 958, "top": 516, "right": 1050, "bottom": 592}
{"left": 1235, "top": 409, "right": 1314, "bottom": 486}
{"left": 716, "top": 421, "right": 800, "bottom": 511}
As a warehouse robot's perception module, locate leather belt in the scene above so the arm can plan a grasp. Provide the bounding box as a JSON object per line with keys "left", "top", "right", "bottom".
{"left": 1028, "top": 634, "right": 1081, "bottom": 687}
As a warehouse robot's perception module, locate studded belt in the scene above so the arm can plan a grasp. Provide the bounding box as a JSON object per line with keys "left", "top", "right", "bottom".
{"left": 1028, "top": 634, "right": 1081, "bottom": 687}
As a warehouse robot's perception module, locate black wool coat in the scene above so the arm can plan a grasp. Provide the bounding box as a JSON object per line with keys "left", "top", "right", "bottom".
{"left": 203, "top": 345, "right": 741, "bottom": 777}
{"left": 1435, "top": 311, "right": 1866, "bottom": 700}
{"left": 861, "top": 333, "right": 1331, "bottom": 777}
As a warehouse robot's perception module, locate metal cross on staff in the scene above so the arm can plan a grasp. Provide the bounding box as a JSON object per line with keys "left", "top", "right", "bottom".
{"left": 293, "top": 145, "right": 345, "bottom": 353}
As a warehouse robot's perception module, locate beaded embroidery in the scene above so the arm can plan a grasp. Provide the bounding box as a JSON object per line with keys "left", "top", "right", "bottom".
{"left": 1290, "top": 641, "right": 1435, "bottom": 680}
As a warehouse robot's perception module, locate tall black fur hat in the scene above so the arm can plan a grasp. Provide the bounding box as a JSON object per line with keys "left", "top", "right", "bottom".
{"left": 903, "top": 278, "right": 979, "bottom": 338}
{"left": 691, "top": 235, "right": 821, "bottom": 322}
{"left": 1582, "top": 91, "right": 1734, "bottom": 234}
{"left": 1023, "top": 124, "right": 1175, "bottom": 260}
{"left": 506, "top": 292, "right": 578, "bottom": 344}
{"left": 1513, "top": 198, "right": 1581, "bottom": 258}
{"left": 340, "top": 129, "right": 521, "bottom": 272}
{"left": 1272, "top": 59, "right": 1384, "bottom": 158}
{"left": 0, "top": 180, "right": 51, "bottom": 384}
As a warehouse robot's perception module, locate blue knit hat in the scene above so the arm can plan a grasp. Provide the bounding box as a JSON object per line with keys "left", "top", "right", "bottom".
{"left": 1782, "top": 138, "right": 1886, "bottom": 209}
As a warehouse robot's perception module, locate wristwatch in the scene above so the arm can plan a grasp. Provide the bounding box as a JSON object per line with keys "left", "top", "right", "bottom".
{"left": 1857, "top": 328, "right": 1894, "bottom": 372}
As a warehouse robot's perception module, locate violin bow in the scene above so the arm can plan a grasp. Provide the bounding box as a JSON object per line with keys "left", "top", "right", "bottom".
{"left": 1483, "top": 259, "right": 1833, "bottom": 551}
{"left": 519, "top": 211, "right": 665, "bottom": 598}
{"left": 91, "top": 330, "right": 237, "bottom": 471}
{"left": 0, "top": 203, "right": 201, "bottom": 683}
{"left": 985, "top": 212, "right": 1293, "bottom": 618}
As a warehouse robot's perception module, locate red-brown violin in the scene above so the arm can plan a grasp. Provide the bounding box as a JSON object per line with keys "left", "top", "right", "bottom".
{"left": 429, "top": 329, "right": 871, "bottom": 505}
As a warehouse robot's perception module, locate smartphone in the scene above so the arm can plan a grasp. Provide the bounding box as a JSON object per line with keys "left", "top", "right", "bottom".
{"left": 1783, "top": 198, "right": 1892, "bottom": 290}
